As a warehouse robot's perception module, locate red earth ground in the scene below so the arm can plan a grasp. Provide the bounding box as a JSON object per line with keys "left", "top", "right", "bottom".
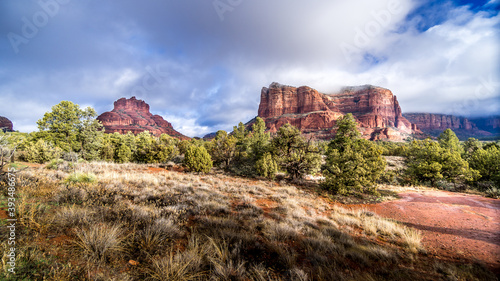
{"left": 354, "top": 189, "right": 500, "bottom": 275}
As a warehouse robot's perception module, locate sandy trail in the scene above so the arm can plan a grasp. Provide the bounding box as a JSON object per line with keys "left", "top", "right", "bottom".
{"left": 358, "top": 190, "right": 500, "bottom": 274}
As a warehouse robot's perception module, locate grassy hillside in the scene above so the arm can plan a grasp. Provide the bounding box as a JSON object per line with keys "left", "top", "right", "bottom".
{"left": 0, "top": 162, "right": 496, "bottom": 280}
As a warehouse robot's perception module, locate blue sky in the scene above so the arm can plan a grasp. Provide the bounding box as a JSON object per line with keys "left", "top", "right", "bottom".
{"left": 1, "top": 0, "right": 499, "bottom": 137}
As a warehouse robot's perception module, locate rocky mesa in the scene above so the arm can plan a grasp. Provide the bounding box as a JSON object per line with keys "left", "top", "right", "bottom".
{"left": 403, "top": 113, "right": 499, "bottom": 139}
{"left": 97, "top": 97, "right": 189, "bottom": 139}
{"left": 257, "top": 82, "right": 421, "bottom": 141}
{"left": 0, "top": 116, "right": 13, "bottom": 132}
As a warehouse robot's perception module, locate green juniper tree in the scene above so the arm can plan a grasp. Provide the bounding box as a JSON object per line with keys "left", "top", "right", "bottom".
{"left": 210, "top": 130, "right": 237, "bottom": 170}
{"left": 406, "top": 134, "right": 478, "bottom": 187}
{"left": 270, "top": 123, "right": 320, "bottom": 180}
{"left": 184, "top": 144, "right": 213, "bottom": 173}
{"left": 322, "top": 114, "right": 385, "bottom": 195}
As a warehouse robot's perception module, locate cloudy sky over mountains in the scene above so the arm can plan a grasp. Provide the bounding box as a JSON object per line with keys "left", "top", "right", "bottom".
{"left": 1, "top": 0, "right": 499, "bottom": 137}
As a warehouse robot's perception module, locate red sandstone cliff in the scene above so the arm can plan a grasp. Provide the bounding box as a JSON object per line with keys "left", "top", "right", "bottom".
{"left": 403, "top": 113, "right": 498, "bottom": 139}
{"left": 257, "top": 82, "right": 420, "bottom": 141}
{"left": 97, "top": 97, "right": 189, "bottom": 139}
{"left": 0, "top": 116, "right": 13, "bottom": 132}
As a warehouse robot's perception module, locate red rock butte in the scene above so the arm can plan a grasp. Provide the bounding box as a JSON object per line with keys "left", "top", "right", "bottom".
{"left": 97, "top": 97, "right": 189, "bottom": 139}
{"left": 256, "top": 82, "right": 421, "bottom": 141}
{"left": 0, "top": 116, "right": 13, "bottom": 132}
{"left": 403, "top": 113, "right": 498, "bottom": 139}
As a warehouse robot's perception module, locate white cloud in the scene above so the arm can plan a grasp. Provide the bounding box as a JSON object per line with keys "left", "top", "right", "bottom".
{"left": 0, "top": 0, "right": 498, "bottom": 135}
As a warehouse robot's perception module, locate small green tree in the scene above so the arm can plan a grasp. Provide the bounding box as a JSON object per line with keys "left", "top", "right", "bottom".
{"left": 468, "top": 145, "right": 500, "bottom": 187}
{"left": 323, "top": 139, "right": 385, "bottom": 195}
{"left": 248, "top": 117, "right": 271, "bottom": 160}
{"left": 134, "top": 131, "right": 155, "bottom": 163}
{"left": 330, "top": 113, "right": 360, "bottom": 152}
{"left": 322, "top": 114, "right": 385, "bottom": 195}
{"left": 184, "top": 145, "right": 213, "bottom": 173}
{"left": 271, "top": 123, "right": 321, "bottom": 179}
{"left": 115, "top": 143, "right": 132, "bottom": 163}
{"left": 406, "top": 139, "right": 477, "bottom": 186}
{"left": 210, "top": 130, "right": 237, "bottom": 169}
{"left": 462, "top": 137, "right": 482, "bottom": 161}
{"left": 78, "top": 117, "right": 104, "bottom": 161}
{"left": 438, "top": 128, "right": 462, "bottom": 154}
{"left": 24, "top": 139, "right": 62, "bottom": 164}
{"left": 255, "top": 152, "right": 278, "bottom": 179}
{"left": 37, "top": 101, "right": 98, "bottom": 152}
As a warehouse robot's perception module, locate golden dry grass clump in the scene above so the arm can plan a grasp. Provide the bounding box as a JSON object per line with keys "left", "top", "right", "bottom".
{"left": 0, "top": 161, "right": 495, "bottom": 280}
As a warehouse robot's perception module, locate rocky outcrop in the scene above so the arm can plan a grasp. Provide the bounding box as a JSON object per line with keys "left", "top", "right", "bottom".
{"left": 257, "top": 82, "right": 420, "bottom": 141}
{"left": 469, "top": 116, "right": 500, "bottom": 136}
{"left": 97, "top": 97, "right": 189, "bottom": 139}
{"left": 403, "top": 113, "right": 497, "bottom": 139}
{"left": 0, "top": 116, "right": 13, "bottom": 132}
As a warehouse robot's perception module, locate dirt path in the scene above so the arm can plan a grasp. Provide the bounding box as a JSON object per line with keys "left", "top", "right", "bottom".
{"left": 359, "top": 190, "right": 500, "bottom": 274}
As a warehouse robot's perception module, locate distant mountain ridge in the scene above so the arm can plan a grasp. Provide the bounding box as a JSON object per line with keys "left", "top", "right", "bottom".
{"left": 403, "top": 113, "right": 500, "bottom": 140}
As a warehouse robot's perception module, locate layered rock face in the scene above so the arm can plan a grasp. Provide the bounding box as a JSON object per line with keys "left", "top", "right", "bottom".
{"left": 469, "top": 116, "right": 500, "bottom": 136}
{"left": 257, "top": 82, "right": 420, "bottom": 141}
{"left": 97, "top": 97, "right": 189, "bottom": 139}
{"left": 0, "top": 116, "right": 13, "bottom": 132}
{"left": 404, "top": 113, "right": 499, "bottom": 139}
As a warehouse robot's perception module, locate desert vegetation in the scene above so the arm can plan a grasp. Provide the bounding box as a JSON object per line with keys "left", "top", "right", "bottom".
{"left": 3, "top": 101, "right": 498, "bottom": 197}
{"left": 3, "top": 161, "right": 497, "bottom": 280}
{"left": 1, "top": 101, "right": 499, "bottom": 280}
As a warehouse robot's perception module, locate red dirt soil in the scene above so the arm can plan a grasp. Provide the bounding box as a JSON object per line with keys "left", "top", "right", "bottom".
{"left": 357, "top": 190, "right": 500, "bottom": 275}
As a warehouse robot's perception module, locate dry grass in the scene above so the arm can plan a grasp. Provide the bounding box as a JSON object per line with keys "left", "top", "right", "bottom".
{"left": 2, "top": 161, "right": 494, "bottom": 280}
{"left": 74, "top": 223, "right": 124, "bottom": 264}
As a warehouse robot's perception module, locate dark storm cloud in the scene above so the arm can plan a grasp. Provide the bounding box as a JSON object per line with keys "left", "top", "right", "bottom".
{"left": 0, "top": 0, "right": 498, "bottom": 136}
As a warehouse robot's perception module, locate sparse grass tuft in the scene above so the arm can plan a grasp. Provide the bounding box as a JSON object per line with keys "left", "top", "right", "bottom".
{"left": 65, "top": 172, "right": 97, "bottom": 184}
{"left": 74, "top": 223, "right": 124, "bottom": 264}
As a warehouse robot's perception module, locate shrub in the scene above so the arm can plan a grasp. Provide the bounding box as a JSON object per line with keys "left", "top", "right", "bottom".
{"left": 210, "top": 130, "right": 237, "bottom": 170}
{"left": 46, "top": 159, "right": 64, "bottom": 170}
{"left": 65, "top": 172, "right": 97, "bottom": 184}
{"left": 270, "top": 123, "right": 321, "bottom": 179}
{"left": 322, "top": 114, "right": 385, "bottom": 195}
{"left": 405, "top": 137, "right": 478, "bottom": 187}
{"left": 255, "top": 152, "right": 278, "bottom": 179}
{"left": 23, "top": 139, "right": 62, "bottom": 163}
{"left": 184, "top": 145, "right": 213, "bottom": 173}
{"left": 115, "top": 143, "right": 132, "bottom": 163}
{"left": 468, "top": 145, "right": 500, "bottom": 187}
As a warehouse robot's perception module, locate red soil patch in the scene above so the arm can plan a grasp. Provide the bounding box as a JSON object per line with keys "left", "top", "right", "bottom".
{"left": 0, "top": 209, "right": 10, "bottom": 220}
{"left": 49, "top": 234, "right": 73, "bottom": 246}
{"left": 354, "top": 190, "right": 500, "bottom": 275}
{"left": 255, "top": 198, "right": 280, "bottom": 219}
{"left": 147, "top": 167, "right": 166, "bottom": 173}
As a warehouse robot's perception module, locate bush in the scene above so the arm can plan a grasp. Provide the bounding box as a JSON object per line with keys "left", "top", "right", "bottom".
{"left": 184, "top": 145, "right": 213, "bottom": 173}
{"left": 46, "top": 159, "right": 64, "bottom": 170}
{"left": 255, "top": 152, "right": 278, "bottom": 179}
{"left": 323, "top": 139, "right": 385, "bottom": 195}
{"left": 467, "top": 145, "right": 500, "bottom": 187}
{"left": 322, "top": 114, "right": 386, "bottom": 195}
{"left": 270, "top": 123, "right": 321, "bottom": 179}
{"left": 405, "top": 138, "right": 478, "bottom": 187}
{"left": 65, "top": 172, "right": 97, "bottom": 184}
{"left": 115, "top": 143, "right": 132, "bottom": 163}
{"left": 24, "top": 139, "right": 62, "bottom": 164}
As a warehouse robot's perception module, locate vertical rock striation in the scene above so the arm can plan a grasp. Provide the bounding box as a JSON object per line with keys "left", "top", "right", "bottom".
{"left": 257, "top": 82, "right": 420, "bottom": 141}
{"left": 97, "top": 97, "right": 189, "bottom": 139}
